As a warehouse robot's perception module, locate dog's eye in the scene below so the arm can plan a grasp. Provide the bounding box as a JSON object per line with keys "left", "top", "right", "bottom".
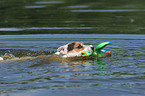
{"left": 77, "top": 45, "right": 83, "bottom": 49}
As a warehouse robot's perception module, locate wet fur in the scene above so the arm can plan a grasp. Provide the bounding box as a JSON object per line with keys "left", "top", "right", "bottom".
{"left": 0, "top": 42, "right": 94, "bottom": 63}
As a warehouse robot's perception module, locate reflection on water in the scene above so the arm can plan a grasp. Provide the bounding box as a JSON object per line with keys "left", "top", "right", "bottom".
{"left": 25, "top": 6, "right": 46, "bottom": 9}
{"left": 1, "top": 0, "right": 145, "bottom": 34}
{"left": 67, "top": 5, "right": 88, "bottom": 8}
{"left": 27, "top": 27, "right": 93, "bottom": 30}
{"left": 35, "top": 1, "right": 64, "bottom": 4}
{"left": 0, "top": 28, "right": 24, "bottom": 31}
{"left": 71, "top": 9, "right": 145, "bottom": 12}
{"left": 0, "top": 27, "right": 93, "bottom": 31}
{"left": 0, "top": 34, "right": 145, "bottom": 96}
{"left": 0, "top": 34, "right": 145, "bottom": 39}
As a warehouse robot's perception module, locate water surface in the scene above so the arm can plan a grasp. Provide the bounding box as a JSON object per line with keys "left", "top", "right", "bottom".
{"left": 0, "top": 34, "right": 145, "bottom": 96}
{"left": 1, "top": 0, "right": 145, "bottom": 34}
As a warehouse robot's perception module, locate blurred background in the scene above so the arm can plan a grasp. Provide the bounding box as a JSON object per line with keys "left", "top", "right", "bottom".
{"left": 0, "top": 0, "right": 145, "bottom": 34}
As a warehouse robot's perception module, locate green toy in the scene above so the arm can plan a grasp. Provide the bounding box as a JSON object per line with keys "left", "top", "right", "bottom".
{"left": 81, "top": 41, "right": 113, "bottom": 57}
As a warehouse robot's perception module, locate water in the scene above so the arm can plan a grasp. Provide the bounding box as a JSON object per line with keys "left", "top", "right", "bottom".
{"left": 0, "top": 34, "right": 145, "bottom": 96}
{"left": 1, "top": 0, "right": 145, "bottom": 34}
{"left": 1, "top": 0, "right": 145, "bottom": 95}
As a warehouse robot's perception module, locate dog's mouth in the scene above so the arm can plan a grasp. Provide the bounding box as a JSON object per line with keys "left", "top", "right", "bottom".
{"left": 91, "top": 46, "right": 94, "bottom": 52}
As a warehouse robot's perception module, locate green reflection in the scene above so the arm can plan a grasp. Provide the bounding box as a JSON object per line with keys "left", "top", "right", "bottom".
{"left": 1, "top": 0, "right": 145, "bottom": 34}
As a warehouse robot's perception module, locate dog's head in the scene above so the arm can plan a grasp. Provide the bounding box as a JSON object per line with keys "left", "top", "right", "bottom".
{"left": 55, "top": 42, "right": 94, "bottom": 57}
{"left": 67, "top": 42, "right": 84, "bottom": 53}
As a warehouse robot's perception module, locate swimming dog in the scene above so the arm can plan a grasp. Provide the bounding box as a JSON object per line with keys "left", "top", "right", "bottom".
{"left": 55, "top": 42, "right": 94, "bottom": 57}
{"left": 0, "top": 42, "right": 94, "bottom": 61}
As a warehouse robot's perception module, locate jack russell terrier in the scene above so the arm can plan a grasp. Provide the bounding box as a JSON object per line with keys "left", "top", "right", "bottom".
{"left": 0, "top": 42, "right": 93, "bottom": 61}
{"left": 55, "top": 42, "right": 94, "bottom": 57}
{"left": 0, "top": 42, "right": 111, "bottom": 61}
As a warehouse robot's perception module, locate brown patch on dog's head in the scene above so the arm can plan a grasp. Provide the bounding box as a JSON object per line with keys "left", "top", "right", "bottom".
{"left": 67, "top": 42, "right": 84, "bottom": 53}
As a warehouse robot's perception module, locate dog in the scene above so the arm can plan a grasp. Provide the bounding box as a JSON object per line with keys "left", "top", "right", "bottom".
{"left": 55, "top": 42, "right": 94, "bottom": 57}
{"left": 0, "top": 42, "right": 94, "bottom": 62}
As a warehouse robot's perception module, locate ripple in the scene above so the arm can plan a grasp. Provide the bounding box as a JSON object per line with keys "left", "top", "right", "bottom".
{"left": 1, "top": 34, "right": 145, "bottom": 96}
{"left": 68, "top": 5, "right": 88, "bottom": 8}
{"left": 0, "top": 27, "right": 93, "bottom": 32}
{"left": 72, "top": 9, "right": 145, "bottom": 12}
{"left": 25, "top": 6, "right": 46, "bottom": 9}
{"left": 26, "top": 27, "right": 93, "bottom": 30}
{"left": 0, "top": 34, "right": 145, "bottom": 40}
{"left": 0, "top": 28, "right": 23, "bottom": 31}
{"left": 35, "top": 1, "right": 64, "bottom": 4}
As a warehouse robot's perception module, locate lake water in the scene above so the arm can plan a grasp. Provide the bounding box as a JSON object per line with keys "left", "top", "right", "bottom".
{"left": 1, "top": 0, "right": 145, "bottom": 34}
{"left": 0, "top": 0, "right": 145, "bottom": 95}
{"left": 0, "top": 34, "right": 145, "bottom": 96}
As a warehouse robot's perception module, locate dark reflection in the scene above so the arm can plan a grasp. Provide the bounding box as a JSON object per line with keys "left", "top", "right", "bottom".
{"left": 1, "top": 0, "right": 145, "bottom": 34}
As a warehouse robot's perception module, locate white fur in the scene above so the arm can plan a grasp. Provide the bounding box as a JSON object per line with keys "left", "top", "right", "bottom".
{"left": 0, "top": 57, "right": 3, "bottom": 60}
{"left": 55, "top": 44, "right": 93, "bottom": 57}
